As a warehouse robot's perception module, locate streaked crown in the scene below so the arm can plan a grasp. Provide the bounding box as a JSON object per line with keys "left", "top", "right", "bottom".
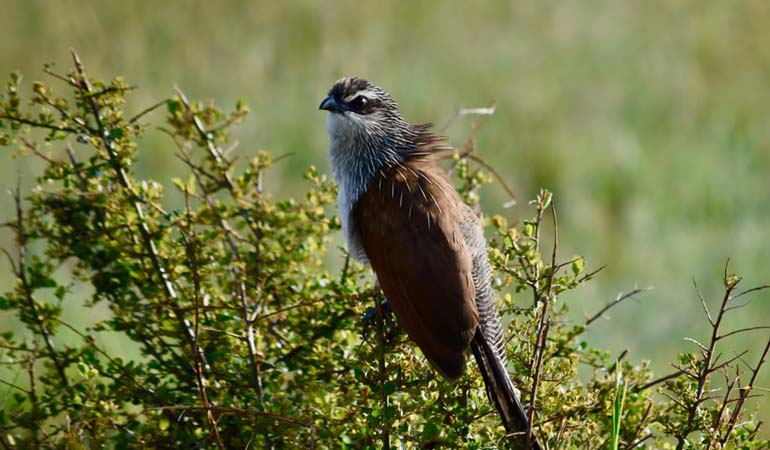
{"left": 320, "top": 77, "right": 399, "bottom": 116}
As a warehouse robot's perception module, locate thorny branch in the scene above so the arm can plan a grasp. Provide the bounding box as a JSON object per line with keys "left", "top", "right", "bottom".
{"left": 674, "top": 260, "right": 770, "bottom": 449}
{"left": 174, "top": 87, "right": 266, "bottom": 405}
{"left": 128, "top": 98, "right": 170, "bottom": 124}
{"left": 181, "top": 188, "right": 225, "bottom": 450}
{"left": 69, "top": 50, "right": 204, "bottom": 366}
{"left": 585, "top": 287, "right": 650, "bottom": 326}
{"left": 148, "top": 405, "right": 316, "bottom": 450}
{"left": 10, "top": 187, "right": 69, "bottom": 389}
{"left": 60, "top": 131, "right": 182, "bottom": 371}
{"left": 719, "top": 336, "right": 770, "bottom": 446}
{"left": 373, "top": 285, "right": 391, "bottom": 450}
{"left": 527, "top": 198, "right": 557, "bottom": 449}
{"left": 0, "top": 112, "right": 80, "bottom": 134}
{"left": 26, "top": 352, "right": 40, "bottom": 448}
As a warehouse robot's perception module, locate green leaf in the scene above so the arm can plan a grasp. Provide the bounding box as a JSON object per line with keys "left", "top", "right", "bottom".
{"left": 109, "top": 127, "right": 124, "bottom": 140}
{"left": 383, "top": 382, "right": 397, "bottom": 395}
{"left": 571, "top": 256, "right": 585, "bottom": 276}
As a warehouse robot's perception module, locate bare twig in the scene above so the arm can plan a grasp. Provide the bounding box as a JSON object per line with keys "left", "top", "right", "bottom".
{"left": 464, "top": 154, "right": 518, "bottom": 207}
{"left": 635, "top": 370, "right": 685, "bottom": 392}
{"left": 709, "top": 367, "right": 740, "bottom": 447}
{"left": 0, "top": 112, "right": 79, "bottom": 134}
{"left": 625, "top": 434, "right": 653, "bottom": 449}
{"left": 527, "top": 318, "right": 550, "bottom": 448}
{"left": 440, "top": 103, "right": 496, "bottom": 133}
{"left": 340, "top": 251, "right": 351, "bottom": 284}
{"left": 622, "top": 401, "right": 653, "bottom": 450}
{"left": 11, "top": 187, "right": 69, "bottom": 388}
{"left": 373, "top": 285, "right": 391, "bottom": 450}
{"left": 27, "top": 353, "right": 40, "bottom": 447}
{"left": 253, "top": 299, "right": 325, "bottom": 322}
{"left": 527, "top": 200, "right": 558, "bottom": 449}
{"left": 718, "top": 326, "right": 770, "bottom": 341}
{"left": 19, "top": 137, "right": 61, "bottom": 164}
{"left": 128, "top": 98, "right": 170, "bottom": 124}
{"left": 585, "top": 287, "right": 650, "bottom": 326}
{"left": 444, "top": 105, "right": 518, "bottom": 207}
{"left": 578, "top": 264, "right": 607, "bottom": 283}
{"left": 0, "top": 376, "right": 29, "bottom": 394}
{"left": 693, "top": 278, "right": 714, "bottom": 326}
{"left": 64, "top": 143, "right": 88, "bottom": 190}
{"left": 709, "top": 350, "right": 749, "bottom": 374}
{"left": 43, "top": 66, "right": 79, "bottom": 87}
{"left": 720, "top": 337, "right": 770, "bottom": 446}
{"left": 729, "top": 284, "right": 770, "bottom": 301}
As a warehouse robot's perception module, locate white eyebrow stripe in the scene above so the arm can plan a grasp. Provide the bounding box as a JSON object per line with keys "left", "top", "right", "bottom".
{"left": 343, "top": 89, "right": 377, "bottom": 103}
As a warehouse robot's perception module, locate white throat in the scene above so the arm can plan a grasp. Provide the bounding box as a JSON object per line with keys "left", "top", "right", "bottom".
{"left": 326, "top": 112, "right": 399, "bottom": 264}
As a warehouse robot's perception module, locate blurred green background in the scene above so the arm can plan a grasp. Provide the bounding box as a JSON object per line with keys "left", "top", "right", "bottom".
{"left": 2, "top": 0, "right": 769, "bottom": 429}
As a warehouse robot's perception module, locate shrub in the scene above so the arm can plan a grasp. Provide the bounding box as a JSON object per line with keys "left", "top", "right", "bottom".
{"left": 0, "top": 52, "right": 768, "bottom": 449}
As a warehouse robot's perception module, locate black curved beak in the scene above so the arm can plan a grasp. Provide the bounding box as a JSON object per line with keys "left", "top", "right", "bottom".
{"left": 319, "top": 95, "right": 343, "bottom": 112}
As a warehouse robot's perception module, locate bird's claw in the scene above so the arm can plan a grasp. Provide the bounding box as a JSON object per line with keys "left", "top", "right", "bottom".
{"left": 362, "top": 300, "right": 397, "bottom": 341}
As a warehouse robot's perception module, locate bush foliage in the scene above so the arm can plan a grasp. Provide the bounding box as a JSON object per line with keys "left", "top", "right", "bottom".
{"left": 0, "top": 53, "right": 768, "bottom": 449}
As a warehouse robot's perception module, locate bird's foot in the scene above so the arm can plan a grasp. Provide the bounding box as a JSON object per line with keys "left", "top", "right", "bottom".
{"left": 362, "top": 300, "right": 398, "bottom": 341}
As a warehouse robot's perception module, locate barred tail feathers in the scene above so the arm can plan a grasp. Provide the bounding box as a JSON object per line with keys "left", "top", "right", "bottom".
{"left": 470, "top": 329, "right": 543, "bottom": 450}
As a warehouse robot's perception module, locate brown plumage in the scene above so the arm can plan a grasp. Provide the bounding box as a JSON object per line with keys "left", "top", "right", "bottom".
{"left": 355, "top": 149, "right": 477, "bottom": 379}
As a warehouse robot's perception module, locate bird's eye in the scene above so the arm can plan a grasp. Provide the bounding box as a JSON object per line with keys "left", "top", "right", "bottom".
{"left": 349, "top": 95, "right": 368, "bottom": 110}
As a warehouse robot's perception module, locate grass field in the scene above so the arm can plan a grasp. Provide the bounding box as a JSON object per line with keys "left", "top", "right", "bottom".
{"left": 2, "top": 0, "right": 769, "bottom": 433}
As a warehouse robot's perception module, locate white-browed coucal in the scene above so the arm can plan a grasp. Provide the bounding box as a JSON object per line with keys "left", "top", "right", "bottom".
{"left": 320, "top": 77, "right": 541, "bottom": 449}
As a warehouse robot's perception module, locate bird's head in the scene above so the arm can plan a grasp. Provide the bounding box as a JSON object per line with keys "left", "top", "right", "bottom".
{"left": 319, "top": 77, "right": 408, "bottom": 144}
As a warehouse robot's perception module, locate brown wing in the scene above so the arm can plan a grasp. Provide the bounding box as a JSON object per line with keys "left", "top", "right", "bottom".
{"left": 354, "top": 162, "right": 479, "bottom": 380}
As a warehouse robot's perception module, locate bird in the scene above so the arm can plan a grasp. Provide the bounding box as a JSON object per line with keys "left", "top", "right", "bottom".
{"left": 320, "top": 77, "right": 541, "bottom": 449}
